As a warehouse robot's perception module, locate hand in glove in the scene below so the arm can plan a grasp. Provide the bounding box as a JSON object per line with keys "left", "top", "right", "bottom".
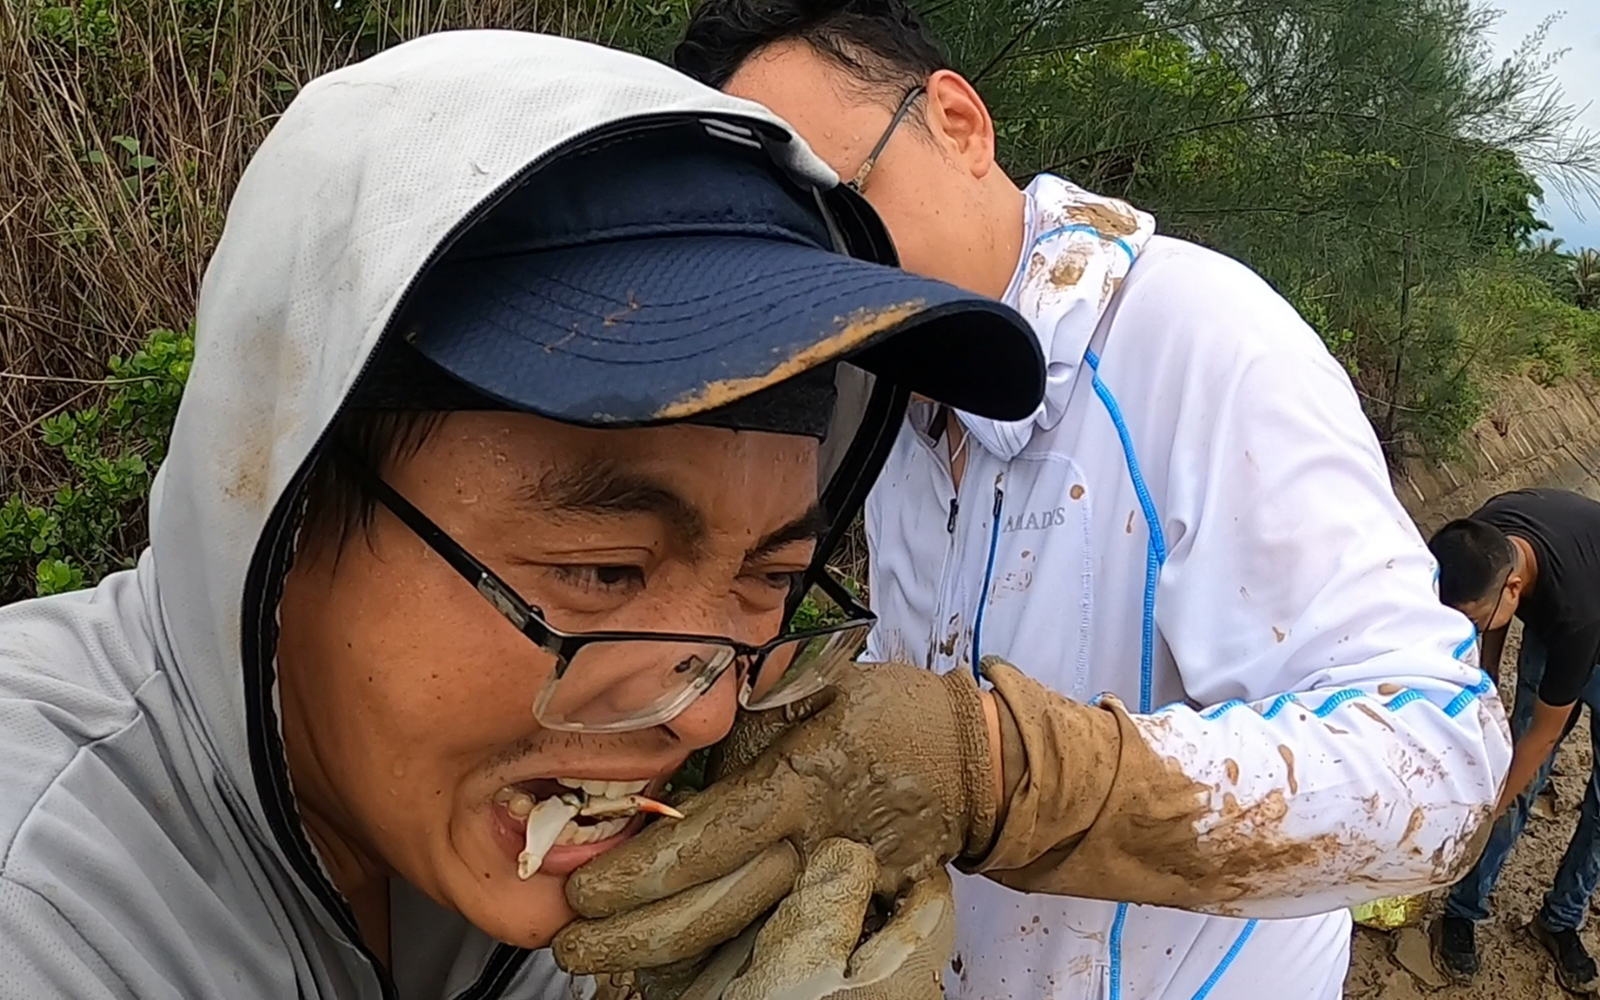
{"left": 581, "top": 840, "right": 954, "bottom": 1000}
{"left": 554, "top": 662, "right": 999, "bottom": 973}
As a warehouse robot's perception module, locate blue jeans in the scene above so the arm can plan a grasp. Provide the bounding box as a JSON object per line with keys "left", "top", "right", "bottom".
{"left": 1445, "top": 630, "right": 1600, "bottom": 931}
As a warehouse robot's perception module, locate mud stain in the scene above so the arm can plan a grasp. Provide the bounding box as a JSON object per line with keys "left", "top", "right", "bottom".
{"left": 657, "top": 301, "right": 925, "bottom": 418}
{"left": 1354, "top": 702, "right": 1394, "bottom": 732}
{"left": 1065, "top": 201, "right": 1142, "bottom": 237}
{"left": 1278, "top": 745, "right": 1298, "bottom": 795}
{"left": 1048, "top": 247, "right": 1092, "bottom": 288}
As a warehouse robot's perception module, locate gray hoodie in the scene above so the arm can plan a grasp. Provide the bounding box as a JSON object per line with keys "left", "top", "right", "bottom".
{"left": 0, "top": 31, "right": 859, "bottom": 1000}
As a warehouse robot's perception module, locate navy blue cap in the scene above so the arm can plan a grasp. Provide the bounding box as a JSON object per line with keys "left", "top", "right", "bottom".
{"left": 398, "top": 117, "right": 1044, "bottom": 426}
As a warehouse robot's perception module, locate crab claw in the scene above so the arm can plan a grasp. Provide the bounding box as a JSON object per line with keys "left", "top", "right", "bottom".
{"left": 580, "top": 794, "right": 685, "bottom": 820}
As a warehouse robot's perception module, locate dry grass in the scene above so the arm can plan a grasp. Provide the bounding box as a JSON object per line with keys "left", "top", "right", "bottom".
{"left": 0, "top": 0, "right": 662, "bottom": 496}
{"left": 0, "top": 0, "right": 868, "bottom": 596}
{"left": 3, "top": 0, "right": 306, "bottom": 489}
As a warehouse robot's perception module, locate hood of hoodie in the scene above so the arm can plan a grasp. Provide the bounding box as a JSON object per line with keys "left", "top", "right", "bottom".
{"left": 142, "top": 28, "right": 875, "bottom": 972}
{"left": 958, "top": 174, "right": 1156, "bottom": 461}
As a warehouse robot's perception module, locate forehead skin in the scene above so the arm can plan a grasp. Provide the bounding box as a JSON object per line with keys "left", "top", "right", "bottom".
{"left": 393, "top": 413, "right": 822, "bottom": 569}
{"left": 725, "top": 39, "right": 902, "bottom": 176}
{"left": 720, "top": 38, "right": 999, "bottom": 297}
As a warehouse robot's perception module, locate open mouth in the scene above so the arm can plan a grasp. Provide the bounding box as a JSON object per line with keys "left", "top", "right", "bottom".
{"left": 494, "top": 777, "right": 682, "bottom": 880}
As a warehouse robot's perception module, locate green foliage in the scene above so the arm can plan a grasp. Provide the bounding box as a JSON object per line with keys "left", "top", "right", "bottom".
{"left": 0, "top": 328, "right": 193, "bottom": 601}
{"left": 31, "top": 0, "right": 121, "bottom": 57}
{"left": 1576, "top": 249, "right": 1600, "bottom": 311}
{"left": 789, "top": 576, "right": 863, "bottom": 633}
{"left": 909, "top": 0, "right": 1600, "bottom": 459}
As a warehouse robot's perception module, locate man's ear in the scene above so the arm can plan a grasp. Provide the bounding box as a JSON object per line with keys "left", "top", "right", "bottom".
{"left": 923, "top": 69, "right": 997, "bottom": 179}
{"left": 1506, "top": 573, "right": 1526, "bottom": 603}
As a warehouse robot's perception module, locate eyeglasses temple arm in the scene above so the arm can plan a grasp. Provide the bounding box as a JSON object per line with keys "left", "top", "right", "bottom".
{"left": 847, "top": 85, "right": 926, "bottom": 191}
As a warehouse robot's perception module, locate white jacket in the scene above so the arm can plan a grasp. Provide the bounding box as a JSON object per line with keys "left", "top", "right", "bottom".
{"left": 863, "top": 177, "right": 1511, "bottom": 1000}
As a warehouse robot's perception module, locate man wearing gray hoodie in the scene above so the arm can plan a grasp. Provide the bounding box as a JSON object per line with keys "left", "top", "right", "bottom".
{"left": 0, "top": 30, "right": 1048, "bottom": 1000}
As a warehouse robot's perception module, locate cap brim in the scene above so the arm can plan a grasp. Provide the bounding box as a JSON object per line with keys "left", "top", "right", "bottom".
{"left": 401, "top": 233, "right": 1044, "bottom": 425}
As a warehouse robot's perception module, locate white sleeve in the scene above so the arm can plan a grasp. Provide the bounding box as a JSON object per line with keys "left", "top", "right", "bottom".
{"left": 1135, "top": 258, "right": 1512, "bottom": 918}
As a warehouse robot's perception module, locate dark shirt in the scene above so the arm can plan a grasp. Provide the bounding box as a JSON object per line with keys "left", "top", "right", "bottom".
{"left": 1477, "top": 489, "right": 1600, "bottom": 706}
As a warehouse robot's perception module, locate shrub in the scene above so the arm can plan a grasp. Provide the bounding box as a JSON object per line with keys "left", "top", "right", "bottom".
{"left": 0, "top": 327, "right": 192, "bottom": 601}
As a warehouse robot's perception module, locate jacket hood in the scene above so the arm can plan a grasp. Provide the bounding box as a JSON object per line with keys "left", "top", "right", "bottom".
{"left": 959, "top": 174, "right": 1156, "bottom": 460}
{"left": 143, "top": 27, "right": 878, "bottom": 974}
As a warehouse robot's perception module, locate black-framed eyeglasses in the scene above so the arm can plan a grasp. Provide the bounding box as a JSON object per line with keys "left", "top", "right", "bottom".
{"left": 846, "top": 85, "right": 926, "bottom": 193}
{"left": 338, "top": 446, "right": 876, "bottom": 733}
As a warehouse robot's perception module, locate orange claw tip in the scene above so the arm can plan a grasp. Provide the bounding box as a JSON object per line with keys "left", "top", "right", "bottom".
{"left": 577, "top": 793, "right": 687, "bottom": 820}
{"left": 635, "top": 796, "right": 685, "bottom": 819}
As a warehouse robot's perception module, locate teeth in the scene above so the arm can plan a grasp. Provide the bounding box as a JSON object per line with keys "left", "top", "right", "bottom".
{"left": 556, "top": 778, "right": 651, "bottom": 798}
{"left": 498, "top": 779, "right": 661, "bottom": 879}
{"left": 555, "top": 816, "right": 630, "bottom": 846}
{"left": 518, "top": 797, "right": 581, "bottom": 880}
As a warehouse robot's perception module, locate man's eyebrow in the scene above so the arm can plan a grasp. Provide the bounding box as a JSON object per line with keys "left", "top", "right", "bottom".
{"left": 750, "top": 503, "right": 829, "bottom": 560}
{"left": 522, "top": 461, "right": 707, "bottom": 549}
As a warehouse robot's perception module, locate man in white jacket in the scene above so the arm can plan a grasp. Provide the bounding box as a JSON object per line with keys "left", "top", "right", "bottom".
{"left": 555, "top": 3, "right": 1515, "bottom": 998}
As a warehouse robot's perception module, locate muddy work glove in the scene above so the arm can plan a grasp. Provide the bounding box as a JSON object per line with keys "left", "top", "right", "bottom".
{"left": 583, "top": 840, "right": 954, "bottom": 1000}
{"left": 555, "top": 663, "right": 997, "bottom": 978}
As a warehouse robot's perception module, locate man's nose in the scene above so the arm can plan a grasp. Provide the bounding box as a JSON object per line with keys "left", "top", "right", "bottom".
{"left": 665, "top": 664, "right": 742, "bottom": 751}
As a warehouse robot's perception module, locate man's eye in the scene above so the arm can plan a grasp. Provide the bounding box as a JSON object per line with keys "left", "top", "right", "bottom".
{"left": 747, "top": 570, "right": 804, "bottom": 592}
{"left": 551, "top": 565, "right": 645, "bottom": 592}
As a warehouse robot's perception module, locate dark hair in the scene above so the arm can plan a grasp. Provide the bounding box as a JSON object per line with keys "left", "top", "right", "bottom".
{"left": 297, "top": 338, "right": 491, "bottom": 559}
{"left": 1428, "top": 518, "right": 1515, "bottom": 607}
{"left": 297, "top": 410, "right": 447, "bottom": 561}
{"left": 674, "top": 0, "right": 948, "bottom": 103}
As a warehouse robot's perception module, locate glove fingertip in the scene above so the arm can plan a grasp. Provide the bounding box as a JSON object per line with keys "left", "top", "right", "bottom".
{"left": 563, "top": 870, "right": 620, "bottom": 920}
{"left": 550, "top": 924, "right": 601, "bottom": 975}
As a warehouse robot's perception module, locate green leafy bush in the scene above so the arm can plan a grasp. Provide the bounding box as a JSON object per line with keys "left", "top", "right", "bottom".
{"left": 790, "top": 575, "right": 864, "bottom": 633}
{"left": 0, "top": 327, "right": 193, "bottom": 601}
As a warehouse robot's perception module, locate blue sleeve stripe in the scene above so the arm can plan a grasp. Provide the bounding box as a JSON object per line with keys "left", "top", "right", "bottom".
{"left": 1442, "top": 671, "right": 1495, "bottom": 718}
{"left": 1452, "top": 634, "right": 1477, "bottom": 661}
{"left": 1085, "top": 340, "right": 1256, "bottom": 1000}
{"left": 1200, "top": 675, "right": 1489, "bottom": 721}
{"left": 1384, "top": 689, "right": 1429, "bottom": 711}
{"left": 1109, "top": 907, "right": 1257, "bottom": 1000}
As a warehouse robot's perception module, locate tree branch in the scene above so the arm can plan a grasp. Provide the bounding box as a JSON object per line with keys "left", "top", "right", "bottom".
{"left": 1029, "top": 108, "right": 1474, "bottom": 177}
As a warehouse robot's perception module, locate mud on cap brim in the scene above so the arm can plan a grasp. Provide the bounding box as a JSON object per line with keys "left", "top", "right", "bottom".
{"left": 396, "top": 116, "right": 1045, "bottom": 427}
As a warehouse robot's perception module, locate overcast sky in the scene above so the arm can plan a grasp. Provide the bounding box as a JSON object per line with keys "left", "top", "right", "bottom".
{"left": 1483, "top": 1, "right": 1600, "bottom": 248}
